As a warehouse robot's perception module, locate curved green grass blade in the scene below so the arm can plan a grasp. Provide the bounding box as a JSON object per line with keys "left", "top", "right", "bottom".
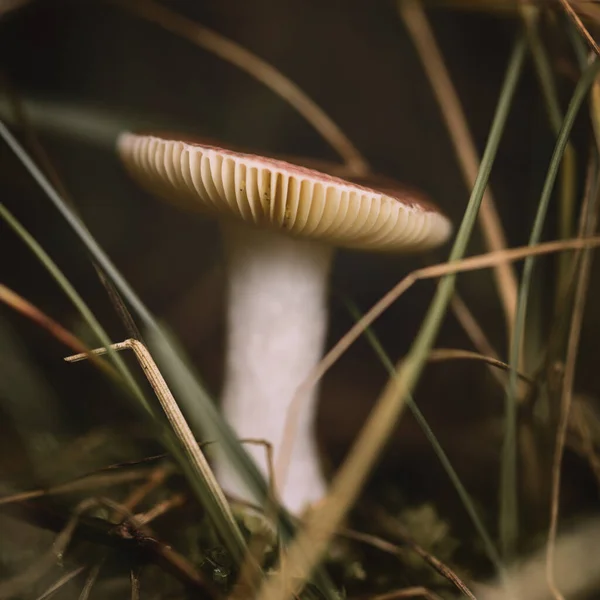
{"left": 0, "top": 205, "right": 147, "bottom": 407}
{"left": 256, "top": 32, "right": 527, "bottom": 600}
{"left": 0, "top": 121, "right": 339, "bottom": 597}
{"left": 0, "top": 202, "right": 249, "bottom": 566}
{"left": 502, "top": 56, "right": 600, "bottom": 560}
{"left": 522, "top": 6, "right": 578, "bottom": 336}
{"left": 344, "top": 298, "right": 504, "bottom": 575}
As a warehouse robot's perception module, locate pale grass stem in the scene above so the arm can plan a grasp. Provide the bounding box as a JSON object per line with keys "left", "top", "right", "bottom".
{"left": 64, "top": 339, "right": 249, "bottom": 567}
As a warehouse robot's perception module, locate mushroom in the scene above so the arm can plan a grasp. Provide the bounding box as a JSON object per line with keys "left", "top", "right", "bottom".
{"left": 116, "top": 132, "right": 452, "bottom": 514}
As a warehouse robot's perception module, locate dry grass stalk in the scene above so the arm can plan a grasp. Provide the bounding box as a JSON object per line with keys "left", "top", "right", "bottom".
{"left": 287, "top": 234, "right": 600, "bottom": 453}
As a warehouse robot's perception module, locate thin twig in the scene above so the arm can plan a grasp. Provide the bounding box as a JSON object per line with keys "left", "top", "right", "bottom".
{"left": 232, "top": 438, "right": 281, "bottom": 599}
{"left": 428, "top": 348, "right": 534, "bottom": 385}
{"left": 559, "top": 0, "right": 600, "bottom": 57}
{"left": 117, "top": 463, "right": 174, "bottom": 514}
{"left": 133, "top": 493, "right": 186, "bottom": 526}
{"left": 10, "top": 496, "right": 213, "bottom": 593}
{"left": 91, "top": 496, "right": 212, "bottom": 592}
{"left": 341, "top": 525, "right": 476, "bottom": 600}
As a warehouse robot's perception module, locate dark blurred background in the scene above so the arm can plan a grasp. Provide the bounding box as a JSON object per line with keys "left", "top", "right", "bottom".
{"left": 1, "top": 0, "right": 598, "bottom": 557}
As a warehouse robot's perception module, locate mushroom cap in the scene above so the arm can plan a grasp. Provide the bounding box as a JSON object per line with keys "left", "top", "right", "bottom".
{"left": 117, "top": 132, "right": 452, "bottom": 252}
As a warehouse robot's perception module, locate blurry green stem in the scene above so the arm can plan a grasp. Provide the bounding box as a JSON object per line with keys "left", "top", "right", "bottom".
{"left": 502, "top": 56, "right": 600, "bottom": 560}
{"left": 0, "top": 121, "right": 339, "bottom": 597}
{"left": 520, "top": 5, "right": 577, "bottom": 317}
{"left": 400, "top": 0, "right": 518, "bottom": 340}
{"left": 257, "top": 32, "right": 527, "bottom": 600}
{"left": 0, "top": 202, "right": 249, "bottom": 565}
{"left": 344, "top": 298, "right": 504, "bottom": 575}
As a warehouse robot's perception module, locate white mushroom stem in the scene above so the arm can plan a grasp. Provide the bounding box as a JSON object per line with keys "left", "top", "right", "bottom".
{"left": 216, "top": 220, "right": 333, "bottom": 514}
